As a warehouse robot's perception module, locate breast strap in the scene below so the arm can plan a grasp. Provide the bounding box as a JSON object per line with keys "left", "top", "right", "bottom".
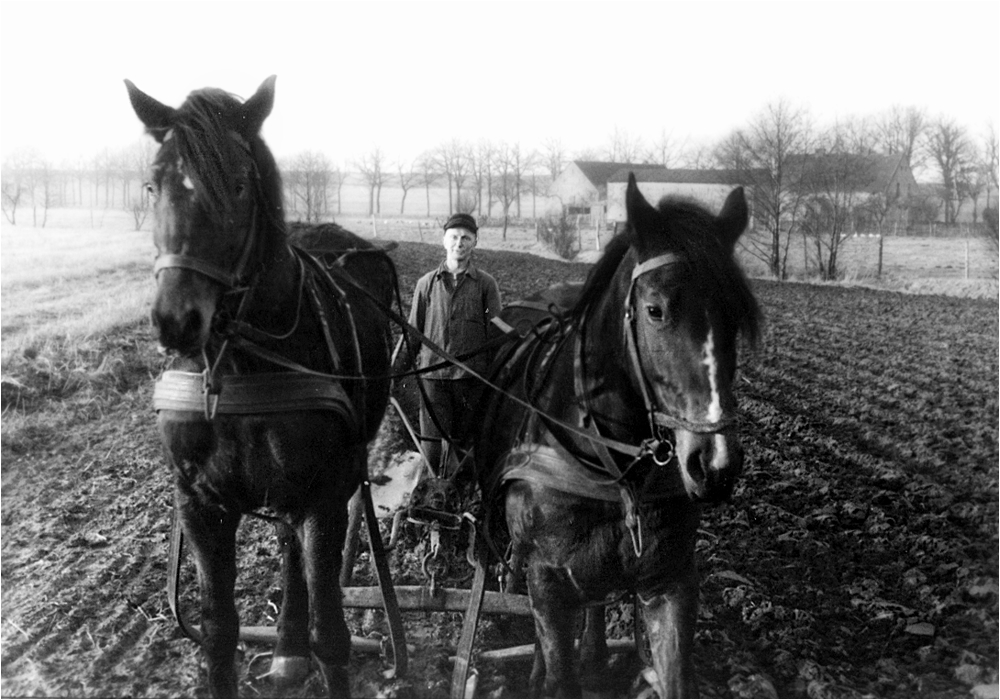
{"left": 153, "top": 370, "right": 358, "bottom": 434}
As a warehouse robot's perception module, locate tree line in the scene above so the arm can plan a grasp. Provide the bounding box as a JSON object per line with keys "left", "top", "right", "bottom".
{"left": 3, "top": 102, "right": 997, "bottom": 272}
{"left": 713, "top": 102, "right": 998, "bottom": 279}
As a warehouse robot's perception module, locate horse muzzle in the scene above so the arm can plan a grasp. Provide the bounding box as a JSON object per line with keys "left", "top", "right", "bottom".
{"left": 673, "top": 429, "right": 743, "bottom": 503}
{"left": 151, "top": 270, "right": 218, "bottom": 354}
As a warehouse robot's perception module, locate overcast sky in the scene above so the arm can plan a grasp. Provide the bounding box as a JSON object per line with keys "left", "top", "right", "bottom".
{"left": 2, "top": 0, "right": 998, "bottom": 169}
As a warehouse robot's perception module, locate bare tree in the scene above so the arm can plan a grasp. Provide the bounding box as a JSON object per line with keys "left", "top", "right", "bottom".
{"left": 1, "top": 149, "right": 34, "bottom": 224}
{"left": 715, "top": 99, "right": 814, "bottom": 279}
{"left": 540, "top": 138, "right": 566, "bottom": 181}
{"left": 573, "top": 147, "right": 601, "bottom": 161}
{"left": 92, "top": 148, "right": 112, "bottom": 211}
{"left": 925, "top": 116, "right": 972, "bottom": 224}
{"left": 469, "top": 140, "right": 496, "bottom": 216}
{"left": 448, "top": 141, "right": 472, "bottom": 213}
{"left": 604, "top": 126, "right": 644, "bottom": 162}
{"left": 482, "top": 141, "right": 496, "bottom": 217}
{"left": 122, "top": 139, "right": 156, "bottom": 229}
{"left": 984, "top": 123, "right": 999, "bottom": 211}
{"left": 491, "top": 142, "right": 526, "bottom": 240}
{"left": 330, "top": 164, "right": 348, "bottom": 216}
{"left": 35, "top": 159, "right": 55, "bottom": 227}
{"left": 286, "top": 151, "right": 332, "bottom": 222}
{"left": 646, "top": 129, "right": 685, "bottom": 167}
{"left": 798, "top": 122, "right": 881, "bottom": 280}
{"left": 432, "top": 140, "right": 471, "bottom": 214}
{"left": 679, "top": 142, "right": 718, "bottom": 169}
{"left": 956, "top": 144, "right": 989, "bottom": 223}
{"left": 416, "top": 152, "right": 439, "bottom": 217}
{"left": 433, "top": 143, "right": 455, "bottom": 213}
{"left": 355, "top": 147, "right": 388, "bottom": 215}
{"left": 396, "top": 160, "right": 419, "bottom": 215}
{"left": 9, "top": 149, "right": 53, "bottom": 227}
{"left": 509, "top": 143, "right": 536, "bottom": 219}
{"left": 873, "top": 105, "right": 927, "bottom": 168}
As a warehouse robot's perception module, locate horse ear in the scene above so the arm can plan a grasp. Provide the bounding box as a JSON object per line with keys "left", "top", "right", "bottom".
{"left": 717, "top": 186, "right": 749, "bottom": 250}
{"left": 125, "top": 79, "right": 175, "bottom": 143}
{"left": 240, "top": 75, "right": 277, "bottom": 137}
{"left": 625, "top": 172, "right": 659, "bottom": 247}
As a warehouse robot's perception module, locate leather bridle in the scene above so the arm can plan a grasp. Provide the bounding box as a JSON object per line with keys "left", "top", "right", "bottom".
{"left": 621, "top": 252, "right": 737, "bottom": 436}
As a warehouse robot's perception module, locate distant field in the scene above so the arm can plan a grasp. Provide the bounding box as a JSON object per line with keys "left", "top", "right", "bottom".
{"left": 2, "top": 209, "right": 996, "bottom": 366}
{"left": 1, "top": 217, "right": 153, "bottom": 365}
{"left": 736, "top": 231, "right": 999, "bottom": 298}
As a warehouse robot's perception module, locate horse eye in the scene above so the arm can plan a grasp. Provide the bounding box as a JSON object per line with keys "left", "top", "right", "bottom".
{"left": 645, "top": 304, "right": 664, "bottom": 322}
{"left": 235, "top": 182, "right": 247, "bottom": 197}
{"left": 144, "top": 182, "right": 156, "bottom": 195}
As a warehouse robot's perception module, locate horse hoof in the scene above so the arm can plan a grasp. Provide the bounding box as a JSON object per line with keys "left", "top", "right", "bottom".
{"left": 269, "top": 655, "right": 311, "bottom": 686}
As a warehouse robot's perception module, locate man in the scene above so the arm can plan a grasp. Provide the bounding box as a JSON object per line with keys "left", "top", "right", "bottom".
{"left": 399, "top": 212, "right": 502, "bottom": 476}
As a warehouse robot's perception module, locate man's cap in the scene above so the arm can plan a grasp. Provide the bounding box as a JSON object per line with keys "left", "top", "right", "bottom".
{"left": 443, "top": 213, "right": 478, "bottom": 234}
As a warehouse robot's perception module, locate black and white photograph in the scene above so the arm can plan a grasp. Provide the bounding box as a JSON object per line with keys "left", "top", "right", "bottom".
{"left": 1, "top": 1, "right": 997, "bottom": 697}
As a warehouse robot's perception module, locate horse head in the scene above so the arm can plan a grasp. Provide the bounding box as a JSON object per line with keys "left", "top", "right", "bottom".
{"left": 125, "top": 76, "right": 281, "bottom": 355}
{"left": 623, "top": 173, "right": 761, "bottom": 502}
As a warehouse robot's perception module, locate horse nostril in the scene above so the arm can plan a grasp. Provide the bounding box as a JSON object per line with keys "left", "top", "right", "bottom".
{"left": 685, "top": 451, "right": 708, "bottom": 488}
{"left": 153, "top": 307, "right": 204, "bottom": 352}
{"left": 181, "top": 309, "right": 203, "bottom": 343}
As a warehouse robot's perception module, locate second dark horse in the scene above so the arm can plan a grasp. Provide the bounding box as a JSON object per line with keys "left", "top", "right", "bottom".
{"left": 476, "top": 175, "right": 762, "bottom": 697}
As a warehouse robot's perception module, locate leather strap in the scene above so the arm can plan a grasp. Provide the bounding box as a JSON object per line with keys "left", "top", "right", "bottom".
{"left": 153, "top": 370, "right": 357, "bottom": 432}
{"left": 154, "top": 254, "right": 241, "bottom": 288}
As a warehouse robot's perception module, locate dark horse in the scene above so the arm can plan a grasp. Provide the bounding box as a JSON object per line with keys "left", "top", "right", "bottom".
{"left": 475, "top": 175, "right": 761, "bottom": 697}
{"left": 126, "top": 76, "right": 392, "bottom": 697}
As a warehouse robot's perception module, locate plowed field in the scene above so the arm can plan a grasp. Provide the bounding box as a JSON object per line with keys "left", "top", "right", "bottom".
{"left": 2, "top": 240, "right": 997, "bottom": 698}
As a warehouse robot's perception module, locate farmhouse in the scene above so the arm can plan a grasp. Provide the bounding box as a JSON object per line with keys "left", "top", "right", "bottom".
{"left": 549, "top": 161, "right": 666, "bottom": 214}
{"left": 605, "top": 168, "right": 752, "bottom": 222}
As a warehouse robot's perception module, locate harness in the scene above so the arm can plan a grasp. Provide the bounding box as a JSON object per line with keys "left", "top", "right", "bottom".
{"left": 150, "top": 189, "right": 377, "bottom": 436}
{"left": 492, "top": 252, "right": 732, "bottom": 557}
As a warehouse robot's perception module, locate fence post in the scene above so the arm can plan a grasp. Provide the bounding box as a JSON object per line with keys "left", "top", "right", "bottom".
{"left": 965, "top": 236, "right": 970, "bottom": 280}
{"left": 371, "top": 214, "right": 378, "bottom": 238}
{"left": 877, "top": 233, "right": 884, "bottom": 279}
{"left": 417, "top": 221, "right": 423, "bottom": 243}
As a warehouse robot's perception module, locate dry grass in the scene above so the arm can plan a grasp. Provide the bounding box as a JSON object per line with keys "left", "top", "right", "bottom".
{"left": 1, "top": 216, "right": 157, "bottom": 425}
{"left": 736, "top": 232, "right": 999, "bottom": 299}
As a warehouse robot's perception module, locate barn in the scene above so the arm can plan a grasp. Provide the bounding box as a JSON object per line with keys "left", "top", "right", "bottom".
{"left": 605, "top": 168, "right": 750, "bottom": 223}
{"left": 549, "top": 161, "right": 666, "bottom": 214}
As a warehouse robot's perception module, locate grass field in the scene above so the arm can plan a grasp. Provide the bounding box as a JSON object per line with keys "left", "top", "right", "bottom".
{"left": 1, "top": 210, "right": 997, "bottom": 698}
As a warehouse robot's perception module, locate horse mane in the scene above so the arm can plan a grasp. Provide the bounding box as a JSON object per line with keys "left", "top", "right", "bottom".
{"left": 571, "top": 195, "right": 762, "bottom": 346}
{"left": 572, "top": 232, "right": 633, "bottom": 318}
{"left": 167, "top": 88, "right": 287, "bottom": 242}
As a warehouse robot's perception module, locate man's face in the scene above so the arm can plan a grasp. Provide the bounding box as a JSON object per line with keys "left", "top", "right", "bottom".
{"left": 443, "top": 227, "right": 477, "bottom": 265}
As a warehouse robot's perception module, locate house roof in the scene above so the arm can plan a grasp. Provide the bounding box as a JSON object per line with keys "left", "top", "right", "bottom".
{"left": 607, "top": 167, "right": 757, "bottom": 184}
{"left": 786, "top": 152, "right": 908, "bottom": 193}
{"left": 571, "top": 161, "right": 665, "bottom": 187}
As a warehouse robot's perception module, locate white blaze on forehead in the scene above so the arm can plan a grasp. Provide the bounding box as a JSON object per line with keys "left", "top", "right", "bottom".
{"left": 701, "top": 327, "right": 723, "bottom": 423}
{"left": 176, "top": 157, "right": 194, "bottom": 191}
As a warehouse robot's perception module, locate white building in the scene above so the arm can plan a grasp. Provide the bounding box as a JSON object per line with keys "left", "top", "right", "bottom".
{"left": 606, "top": 168, "right": 751, "bottom": 223}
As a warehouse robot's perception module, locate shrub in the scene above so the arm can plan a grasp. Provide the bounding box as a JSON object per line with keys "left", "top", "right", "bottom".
{"left": 538, "top": 211, "right": 579, "bottom": 261}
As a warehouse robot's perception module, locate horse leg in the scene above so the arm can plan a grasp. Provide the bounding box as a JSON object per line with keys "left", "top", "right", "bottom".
{"left": 578, "top": 605, "right": 608, "bottom": 693}
{"left": 179, "top": 493, "right": 241, "bottom": 698}
{"left": 527, "top": 564, "right": 580, "bottom": 698}
{"left": 299, "top": 507, "right": 352, "bottom": 698}
{"left": 638, "top": 572, "right": 699, "bottom": 699}
{"left": 270, "top": 521, "right": 312, "bottom": 687}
